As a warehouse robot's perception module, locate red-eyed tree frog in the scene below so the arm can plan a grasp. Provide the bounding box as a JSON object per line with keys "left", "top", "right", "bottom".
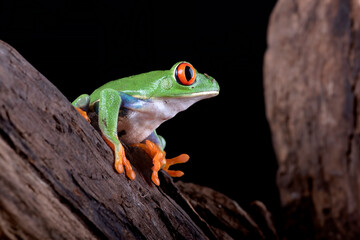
{"left": 72, "top": 62, "right": 219, "bottom": 185}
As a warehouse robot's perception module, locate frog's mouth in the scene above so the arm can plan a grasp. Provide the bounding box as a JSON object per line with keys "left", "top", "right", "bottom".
{"left": 135, "top": 90, "right": 219, "bottom": 100}
{"left": 184, "top": 91, "right": 219, "bottom": 98}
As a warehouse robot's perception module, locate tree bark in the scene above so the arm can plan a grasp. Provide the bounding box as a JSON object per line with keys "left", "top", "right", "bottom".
{"left": 264, "top": 0, "right": 360, "bottom": 239}
{"left": 0, "top": 40, "right": 275, "bottom": 240}
{"left": 177, "top": 182, "right": 278, "bottom": 240}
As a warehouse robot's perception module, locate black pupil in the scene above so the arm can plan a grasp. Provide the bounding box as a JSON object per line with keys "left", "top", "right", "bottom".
{"left": 185, "top": 66, "right": 193, "bottom": 81}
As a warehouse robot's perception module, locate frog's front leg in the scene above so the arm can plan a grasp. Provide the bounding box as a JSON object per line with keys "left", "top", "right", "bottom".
{"left": 133, "top": 131, "right": 189, "bottom": 186}
{"left": 98, "top": 89, "right": 136, "bottom": 180}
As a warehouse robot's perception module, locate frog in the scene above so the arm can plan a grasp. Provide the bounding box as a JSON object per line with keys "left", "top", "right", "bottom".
{"left": 72, "top": 61, "right": 219, "bottom": 186}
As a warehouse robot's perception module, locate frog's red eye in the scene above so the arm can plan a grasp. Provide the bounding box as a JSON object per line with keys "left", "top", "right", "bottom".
{"left": 175, "top": 63, "right": 196, "bottom": 86}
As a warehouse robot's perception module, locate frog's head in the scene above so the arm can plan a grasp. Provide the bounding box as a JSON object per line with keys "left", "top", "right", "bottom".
{"left": 151, "top": 61, "right": 220, "bottom": 100}
{"left": 123, "top": 61, "right": 219, "bottom": 102}
{"left": 133, "top": 61, "right": 220, "bottom": 119}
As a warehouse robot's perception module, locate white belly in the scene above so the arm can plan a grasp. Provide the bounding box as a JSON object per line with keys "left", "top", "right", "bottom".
{"left": 117, "top": 109, "right": 164, "bottom": 145}
{"left": 117, "top": 96, "right": 206, "bottom": 144}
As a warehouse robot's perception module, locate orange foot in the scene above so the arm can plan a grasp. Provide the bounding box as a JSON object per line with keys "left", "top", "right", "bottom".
{"left": 75, "top": 107, "right": 90, "bottom": 122}
{"left": 133, "top": 140, "right": 189, "bottom": 186}
{"left": 102, "top": 135, "right": 136, "bottom": 181}
{"left": 163, "top": 154, "right": 189, "bottom": 177}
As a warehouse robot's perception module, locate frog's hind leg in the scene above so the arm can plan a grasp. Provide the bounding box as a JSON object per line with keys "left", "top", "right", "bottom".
{"left": 98, "top": 89, "right": 136, "bottom": 180}
{"left": 72, "top": 94, "right": 90, "bottom": 122}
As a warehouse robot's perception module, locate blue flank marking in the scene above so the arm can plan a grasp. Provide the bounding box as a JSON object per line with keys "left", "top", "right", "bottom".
{"left": 119, "top": 92, "right": 150, "bottom": 110}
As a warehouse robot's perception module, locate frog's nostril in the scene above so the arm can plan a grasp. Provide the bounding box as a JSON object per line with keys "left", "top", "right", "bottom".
{"left": 204, "top": 73, "right": 210, "bottom": 79}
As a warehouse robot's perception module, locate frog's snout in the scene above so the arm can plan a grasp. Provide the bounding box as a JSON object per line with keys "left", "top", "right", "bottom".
{"left": 204, "top": 73, "right": 217, "bottom": 85}
{"left": 199, "top": 72, "right": 220, "bottom": 94}
{"left": 210, "top": 78, "right": 220, "bottom": 94}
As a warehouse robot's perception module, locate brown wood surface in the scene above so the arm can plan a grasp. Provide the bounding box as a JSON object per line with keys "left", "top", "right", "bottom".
{"left": 177, "top": 182, "right": 278, "bottom": 240}
{"left": 0, "top": 40, "right": 275, "bottom": 239}
{"left": 264, "top": 0, "right": 360, "bottom": 239}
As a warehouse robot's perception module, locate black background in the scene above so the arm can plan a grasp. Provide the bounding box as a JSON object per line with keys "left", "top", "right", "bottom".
{"left": 1, "top": 0, "right": 279, "bottom": 215}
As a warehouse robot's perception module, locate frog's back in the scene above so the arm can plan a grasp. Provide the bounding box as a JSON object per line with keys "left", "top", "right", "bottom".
{"left": 89, "top": 76, "right": 133, "bottom": 104}
{"left": 89, "top": 71, "right": 163, "bottom": 104}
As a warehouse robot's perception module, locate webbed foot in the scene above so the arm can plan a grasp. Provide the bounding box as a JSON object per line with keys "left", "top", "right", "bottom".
{"left": 102, "top": 135, "right": 136, "bottom": 180}
{"left": 132, "top": 140, "right": 189, "bottom": 186}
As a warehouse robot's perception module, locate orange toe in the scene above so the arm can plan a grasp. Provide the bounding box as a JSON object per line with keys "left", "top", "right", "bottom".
{"left": 164, "top": 169, "right": 184, "bottom": 177}
{"left": 164, "top": 154, "right": 189, "bottom": 169}
{"left": 152, "top": 172, "right": 160, "bottom": 186}
{"left": 126, "top": 169, "right": 136, "bottom": 180}
{"left": 115, "top": 161, "right": 124, "bottom": 174}
{"left": 162, "top": 154, "right": 189, "bottom": 177}
{"left": 123, "top": 157, "right": 136, "bottom": 180}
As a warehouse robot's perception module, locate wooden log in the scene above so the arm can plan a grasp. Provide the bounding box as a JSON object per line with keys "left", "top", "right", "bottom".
{"left": 0, "top": 40, "right": 275, "bottom": 239}
{"left": 264, "top": 0, "right": 360, "bottom": 239}
{"left": 0, "top": 39, "right": 213, "bottom": 239}
{"left": 177, "top": 182, "right": 278, "bottom": 240}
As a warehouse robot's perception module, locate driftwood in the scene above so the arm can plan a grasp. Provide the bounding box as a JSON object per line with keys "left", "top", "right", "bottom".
{"left": 265, "top": 0, "right": 360, "bottom": 239}
{"left": 177, "top": 182, "right": 278, "bottom": 240}
{"left": 0, "top": 40, "right": 276, "bottom": 239}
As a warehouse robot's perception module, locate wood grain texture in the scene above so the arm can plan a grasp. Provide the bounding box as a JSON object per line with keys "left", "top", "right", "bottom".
{"left": 0, "top": 40, "right": 274, "bottom": 240}
{"left": 177, "top": 182, "right": 278, "bottom": 240}
{"left": 264, "top": 0, "right": 360, "bottom": 239}
{"left": 0, "top": 40, "right": 212, "bottom": 240}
